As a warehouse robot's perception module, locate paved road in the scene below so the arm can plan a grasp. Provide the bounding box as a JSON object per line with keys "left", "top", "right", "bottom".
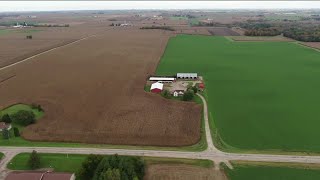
{"left": 1, "top": 35, "right": 320, "bottom": 178}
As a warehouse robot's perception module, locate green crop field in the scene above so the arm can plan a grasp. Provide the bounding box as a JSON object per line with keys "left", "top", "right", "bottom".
{"left": 225, "top": 162, "right": 320, "bottom": 180}
{"left": 156, "top": 35, "right": 320, "bottom": 153}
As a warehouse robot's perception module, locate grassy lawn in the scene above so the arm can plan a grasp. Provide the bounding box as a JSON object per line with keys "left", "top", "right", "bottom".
{"left": 7, "top": 153, "right": 213, "bottom": 172}
{"left": 156, "top": 34, "right": 320, "bottom": 153}
{"left": 224, "top": 161, "right": 320, "bottom": 180}
{"left": 7, "top": 153, "right": 87, "bottom": 172}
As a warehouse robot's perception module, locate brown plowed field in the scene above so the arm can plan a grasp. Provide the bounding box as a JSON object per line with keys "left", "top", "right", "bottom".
{"left": 300, "top": 42, "right": 320, "bottom": 50}
{"left": 0, "top": 22, "right": 106, "bottom": 68}
{"left": 144, "top": 164, "right": 228, "bottom": 180}
{"left": 0, "top": 27, "right": 201, "bottom": 146}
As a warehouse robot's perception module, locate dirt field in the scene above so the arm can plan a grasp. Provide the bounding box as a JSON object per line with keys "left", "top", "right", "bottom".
{"left": 144, "top": 164, "right": 228, "bottom": 180}
{"left": 0, "top": 27, "right": 201, "bottom": 146}
{"left": 300, "top": 42, "right": 320, "bottom": 50}
{"left": 0, "top": 22, "right": 107, "bottom": 68}
{"left": 207, "top": 27, "right": 240, "bottom": 36}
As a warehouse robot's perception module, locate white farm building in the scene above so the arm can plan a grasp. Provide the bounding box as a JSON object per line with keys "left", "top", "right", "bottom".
{"left": 149, "top": 77, "right": 175, "bottom": 83}
{"left": 176, "top": 73, "right": 198, "bottom": 79}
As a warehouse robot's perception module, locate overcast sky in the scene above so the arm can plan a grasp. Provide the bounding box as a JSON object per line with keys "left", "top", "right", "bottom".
{"left": 1, "top": 1, "right": 320, "bottom": 12}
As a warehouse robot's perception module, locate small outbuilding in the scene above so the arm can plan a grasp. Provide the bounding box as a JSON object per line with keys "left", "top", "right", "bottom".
{"left": 176, "top": 73, "right": 198, "bottom": 79}
{"left": 150, "top": 82, "right": 163, "bottom": 93}
{"left": 173, "top": 90, "right": 185, "bottom": 97}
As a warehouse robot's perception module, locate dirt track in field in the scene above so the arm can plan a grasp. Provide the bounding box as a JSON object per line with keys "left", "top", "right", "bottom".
{"left": 144, "top": 164, "right": 228, "bottom": 180}
{"left": 0, "top": 27, "right": 201, "bottom": 146}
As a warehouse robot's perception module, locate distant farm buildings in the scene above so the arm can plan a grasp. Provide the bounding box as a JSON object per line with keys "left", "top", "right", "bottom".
{"left": 150, "top": 82, "right": 163, "bottom": 93}
{"left": 176, "top": 73, "right": 198, "bottom": 79}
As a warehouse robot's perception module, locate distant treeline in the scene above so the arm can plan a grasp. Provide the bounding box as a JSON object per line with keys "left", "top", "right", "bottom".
{"left": 140, "top": 26, "right": 175, "bottom": 31}
{"left": 240, "top": 22, "right": 320, "bottom": 42}
{"left": 195, "top": 22, "right": 230, "bottom": 28}
{"left": 33, "top": 24, "right": 69, "bottom": 27}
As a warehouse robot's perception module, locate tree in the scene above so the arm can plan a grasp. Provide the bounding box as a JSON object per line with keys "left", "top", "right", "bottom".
{"left": 28, "top": 150, "right": 40, "bottom": 169}
{"left": 182, "top": 90, "right": 194, "bottom": 101}
{"left": 192, "top": 86, "right": 198, "bottom": 94}
{"left": 105, "top": 168, "right": 121, "bottom": 180}
{"left": 2, "top": 128, "right": 10, "bottom": 139}
{"left": 13, "top": 127, "right": 20, "bottom": 137}
{"left": 77, "top": 154, "right": 103, "bottom": 180}
{"left": 12, "top": 110, "right": 35, "bottom": 126}
{"left": 1, "top": 114, "right": 12, "bottom": 123}
{"left": 161, "top": 90, "right": 170, "bottom": 99}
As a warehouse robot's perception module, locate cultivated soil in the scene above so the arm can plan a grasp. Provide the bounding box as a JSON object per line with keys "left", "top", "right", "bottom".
{"left": 144, "top": 164, "right": 228, "bottom": 180}
{"left": 0, "top": 27, "right": 201, "bottom": 146}
{"left": 230, "top": 35, "right": 294, "bottom": 42}
{"left": 300, "top": 42, "right": 320, "bottom": 50}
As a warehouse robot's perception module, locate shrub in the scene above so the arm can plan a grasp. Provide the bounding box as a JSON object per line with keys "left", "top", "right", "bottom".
{"left": 1, "top": 114, "right": 12, "bottom": 123}
{"left": 161, "top": 90, "right": 171, "bottom": 99}
{"left": 28, "top": 150, "right": 40, "bottom": 169}
{"left": 12, "top": 110, "right": 35, "bottom": 126}
{"left": 13, "top": 127, "right": 20, "bottom": 137}
{"left": 77, "top": 154, "right": 103, "bottom": 180}
{"left": 182, "top": 90, "right": 194, "bottom": 101}
{"left": 2, "top": 128, "right": 10, "bottom": 139}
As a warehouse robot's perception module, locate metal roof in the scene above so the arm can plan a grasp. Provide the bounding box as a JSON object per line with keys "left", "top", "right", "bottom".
{"left": 149, "top": 77, "right": 175, "bottom": 81}
{"left": 177, "top": 73, "right": 198, "bottom": 77}
{"left": 150, "top": 82, "right": 163, "bottom": 90}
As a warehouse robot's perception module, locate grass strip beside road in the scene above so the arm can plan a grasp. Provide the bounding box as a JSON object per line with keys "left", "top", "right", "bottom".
{"left": 7, "top": 153, "right": 213, "bottom": 172}
{"left": 223, "top": 161, "right": 320, "bottom": 180}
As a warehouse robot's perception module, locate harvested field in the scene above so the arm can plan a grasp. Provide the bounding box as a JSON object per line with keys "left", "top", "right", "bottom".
{"left": 300, "top": 42, "right": 320, "bottom": 50}
{"left": 0, "top": 23, "right": 106, "bottom": 68}
{"left": 144, "top": 164, "right": 227, "bottom": 180}
{"left": 173, "top": 26, "right": 211, "bottom": 36}
{"left": 207, "top": 28, "right": 240, "bottom": 36}
{"left": 0, "top": 28, "right": 201, "bottom": 146}
{"left": 230, "top": 36, "right": 294, "bottom": 42}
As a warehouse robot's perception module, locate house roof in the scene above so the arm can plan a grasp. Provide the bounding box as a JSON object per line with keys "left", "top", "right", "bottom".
{"left": 0, "top": 122, "right": 9, "bottom": 129}
{"left": 6, "top": 171, "right": 74, "bottom": 180}
{"left": 150, "top": 82, "right": 163, "bottom": 90}
{"left": 174, "top": 90, "right": 185, "bottom": 93}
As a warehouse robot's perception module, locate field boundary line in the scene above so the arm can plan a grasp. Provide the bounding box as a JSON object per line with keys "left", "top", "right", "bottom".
{"left": 294, "top": 42, "right": 320, "bottom": 52}
{"left": 0, "top": 34, "right": 98, "bottom": 72}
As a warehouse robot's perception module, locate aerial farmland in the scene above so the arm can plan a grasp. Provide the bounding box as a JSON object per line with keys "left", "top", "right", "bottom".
{"left": 1, "top": 4, "right": 320, "bottom": 180}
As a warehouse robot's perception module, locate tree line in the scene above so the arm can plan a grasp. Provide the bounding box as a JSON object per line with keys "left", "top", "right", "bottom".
{"left": 77, "top": 154, "right": 145, "bottom": 180}
{"left": 140, "top": 26, "right": 175, "bottom": 31}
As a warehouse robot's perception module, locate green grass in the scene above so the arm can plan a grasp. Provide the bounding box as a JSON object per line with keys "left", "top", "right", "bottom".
{"left": 0, "top": 152, "right": 3, "bottom": 159}
{"left": 7, "top": 153, "right": 87, "bottom": 172}
{"left": 7, "top": 153, "right": 213, "bottom": 172}
{"left": 0, "top": 29, "right": 10, "bottom": 36}
{"left": 156, "top": 34, "right": 320, "bottom": 153}
{"left": 224, "top": 161, "right": 320, "bottom": 180}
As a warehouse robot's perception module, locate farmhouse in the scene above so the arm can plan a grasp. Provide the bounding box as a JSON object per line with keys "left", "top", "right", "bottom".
{"left": 0, "top": 122, "right": 11, "bottom": 131}
{"left": 177, "top": 73, "right": 198, "bottom": 79}
{"left": 150, "top": 82, "right": 163, "bottom": 93}
{"left": 149, "top": 76, "right": 175, "bottom": 83}
{"left": 173, "top": 90, "right": 185, "bottom": 97}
